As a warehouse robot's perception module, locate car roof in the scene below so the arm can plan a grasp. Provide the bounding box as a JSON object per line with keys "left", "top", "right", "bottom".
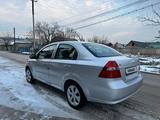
{"left": 45, "top": 41, "right": 96, "bottom": 59}
{"left": 49, "top": 40, "right": 86, "bottom": 45}
{"left": 46, "top": 41, "right": 97, "bottom": 48}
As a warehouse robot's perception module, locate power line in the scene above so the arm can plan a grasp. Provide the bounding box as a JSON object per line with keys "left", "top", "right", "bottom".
{"left": 36, "top": 0, "right": 114, "bottom": 23}
{"left": 62, "top": 0, "right": 149, "bottom": 27}
{"left": 36, "top": 1, "right": 56, "bottom": 11}
{"left": 57, "top": 0, "right": 114, "bottom": 23}
{"left": 74, "top": 2, "right": 160, "bottom": 30}
{"left": 35, "top": 2, "right": 54, "bottom": 17}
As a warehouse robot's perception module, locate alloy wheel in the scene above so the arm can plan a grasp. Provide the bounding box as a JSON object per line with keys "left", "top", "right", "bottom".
{"left": 67, "top": 85, "right": 81, "bottom": 106}
{"left": 26, "top": 69, "right": 32, "bottom": 82}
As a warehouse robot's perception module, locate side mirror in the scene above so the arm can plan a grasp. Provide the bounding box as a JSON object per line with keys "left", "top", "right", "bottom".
{"left": 29, "top": 49, "right": 39, "bottom": 59}
{"left": 29, "top": 53, "right": 37, "bottom": 59}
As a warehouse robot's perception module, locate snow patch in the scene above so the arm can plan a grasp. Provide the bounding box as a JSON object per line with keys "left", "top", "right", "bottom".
{"left": 0, "top": 57, "right": 76, "bottom": 119}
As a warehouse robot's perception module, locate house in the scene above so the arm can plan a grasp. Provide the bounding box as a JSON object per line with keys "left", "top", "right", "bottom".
{"left": 127, "top": 41, "right": 147, "bottom": 48}
{"left": 114, "top": 42, "right": 125, "bottom": 48}
{"left": 9, "top": 39, "right": 32, "bottom": 52}
{"left": 99, "top": 40, "right": 113, "bottom": 47}
{"left": 127, "top": 40, "right": 160, "bottom": 49}
{"left": 0, "top": 37, "right": 32, "bottom": 52}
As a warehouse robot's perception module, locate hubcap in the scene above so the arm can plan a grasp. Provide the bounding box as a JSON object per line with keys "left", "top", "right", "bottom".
{"left": 67, "top": 85, "right": 80, "bottom": 106}
{"left": 26, "top": 69, "right": 31, "bottom": 82}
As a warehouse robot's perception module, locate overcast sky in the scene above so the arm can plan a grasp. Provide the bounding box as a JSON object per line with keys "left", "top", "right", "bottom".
{"left": 0, "top": 0, "right": 159, "bottom": 44}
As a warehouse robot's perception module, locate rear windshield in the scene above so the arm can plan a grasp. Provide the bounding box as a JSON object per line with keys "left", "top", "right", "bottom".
{"left": 82, "top": 43, "right": 122, "bottom": 57}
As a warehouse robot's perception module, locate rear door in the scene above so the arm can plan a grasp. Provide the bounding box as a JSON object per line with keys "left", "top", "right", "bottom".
{"left": 48, "top": 44, "right": 78, "bottom": 88}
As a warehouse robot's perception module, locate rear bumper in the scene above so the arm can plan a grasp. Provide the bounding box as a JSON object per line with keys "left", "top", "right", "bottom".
{"left": 87, "top": 74, "right": 143, "bottom": 104}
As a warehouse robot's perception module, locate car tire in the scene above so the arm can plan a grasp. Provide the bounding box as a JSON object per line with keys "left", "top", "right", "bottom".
{"left": 25, "top": 68, "right": 35, "bottom": 84}
{"left": 65, "top": 82, "right": 86, "bottom": 110}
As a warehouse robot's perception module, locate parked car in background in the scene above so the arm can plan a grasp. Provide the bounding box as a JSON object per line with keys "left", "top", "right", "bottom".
{"left": 25, "top": 41, "right": 143, "bottom": 109}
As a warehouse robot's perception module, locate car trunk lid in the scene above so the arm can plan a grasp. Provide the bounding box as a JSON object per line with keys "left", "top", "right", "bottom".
{"left": 97, "top": 56, "right": 140, "bottom": 82}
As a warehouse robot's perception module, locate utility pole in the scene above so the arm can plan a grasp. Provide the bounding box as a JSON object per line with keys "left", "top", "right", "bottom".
{"left": 31, "top": 0, "right": 37, "bottom": 50}
{"left": 13, "top": 27, "right": 16, "bottom": 52}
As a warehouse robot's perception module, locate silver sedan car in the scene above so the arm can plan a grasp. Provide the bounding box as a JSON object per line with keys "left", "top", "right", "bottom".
{"left": 25, "top": 41, "right": 143, "bottom": 109}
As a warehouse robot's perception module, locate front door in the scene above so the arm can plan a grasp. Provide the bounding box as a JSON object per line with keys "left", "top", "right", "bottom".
{"left": 34, "top": 44, "right": 57, "bottom": 83}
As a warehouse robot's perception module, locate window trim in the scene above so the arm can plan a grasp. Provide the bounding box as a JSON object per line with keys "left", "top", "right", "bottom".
{"left": 55, "top": 43, "right": 78, "bottom": 60}
{"left": 36, "top": 44, "right": 58, "bottom": 59}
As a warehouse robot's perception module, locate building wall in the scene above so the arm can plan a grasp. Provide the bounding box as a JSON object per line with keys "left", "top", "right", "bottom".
{"left": 13, "top": 43, "right": 32, "bottom": 52}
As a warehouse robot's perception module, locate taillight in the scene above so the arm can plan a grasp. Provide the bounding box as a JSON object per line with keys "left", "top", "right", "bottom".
{"left": 99, "top": 61, "right": 121, "bottom": 78}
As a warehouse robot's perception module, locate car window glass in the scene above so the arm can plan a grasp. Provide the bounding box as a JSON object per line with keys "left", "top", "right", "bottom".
{"left": 38, "top": 44, "right": 57, "bottom": 59}
{"left": 55, "top": 44, "right": 77, "bottom": 60}
{"left": 83, "top": 43, "right": 121, "bottom": 57}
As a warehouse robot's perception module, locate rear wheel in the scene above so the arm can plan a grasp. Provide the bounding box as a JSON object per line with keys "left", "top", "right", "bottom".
{"left": 65, "top": 82, "right": 86, "bottom": 109}
{"left": 25, "top": 68, "right": 35, "bottom": 84}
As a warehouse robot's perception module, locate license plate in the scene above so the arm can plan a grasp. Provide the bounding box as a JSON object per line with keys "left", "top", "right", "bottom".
{"left": 126, "top": 66, "right": 137, "bottom": 75}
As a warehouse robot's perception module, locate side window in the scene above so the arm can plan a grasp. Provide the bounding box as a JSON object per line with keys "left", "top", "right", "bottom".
{"left": 38, "top": 44, "right": 57, "bottom": 59}
{"left": 55, "top": 44, "right": 78, "bottom": 60}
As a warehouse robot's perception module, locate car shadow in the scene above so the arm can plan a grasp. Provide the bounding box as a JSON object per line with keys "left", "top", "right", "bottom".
{"left": 32, "top": 80, "right": 66, "bottom": 100}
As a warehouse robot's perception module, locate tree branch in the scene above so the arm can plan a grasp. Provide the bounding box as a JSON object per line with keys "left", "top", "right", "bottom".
{"left": 140, "top": 16, "right": 160, "bottom": 26}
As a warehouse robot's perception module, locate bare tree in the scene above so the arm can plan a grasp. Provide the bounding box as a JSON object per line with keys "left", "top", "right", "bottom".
{"left": 64, "top": 28, "right": 80, "bottom": 39}
{"left": 139, "top": 7, "right": 160, "bottom": 38}
{"left": 26, "top": 31, "right": 33, "bottom": 39}
{"left": 90, "top": 35, "right": 109, "bottom": 44}
{"left": 92, "top": 36, "right": 99, "bottom": 43}
{"left": 2, "top": 33, "right": 11, "bottom": 51}
{"left": 140, "top": 8, "right": 160, "bottom": 25}
{"left": 55, "top": 27, "right": 83, "bottom": 41}
{"left": 35, "top": 22, "right": 60, "bottom": 45}
{"left": 34, "top": 21, "right": 83, "bottom": 45}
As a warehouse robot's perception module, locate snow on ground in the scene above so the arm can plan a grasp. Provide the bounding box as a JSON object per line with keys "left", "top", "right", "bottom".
{"left": 139, "top": 56, "right": 160, "bottom": 74}
{"left": 125, "top": 54, "right": 160, "bottom": 74}
{"left": 139, "top": 57, "right": 160, "bottom": 65}
{"left": 140, "top": 65, "right": 160, "bottom": 74}
{"left": 0, "top": 56, "right": 77, "bottom": 119}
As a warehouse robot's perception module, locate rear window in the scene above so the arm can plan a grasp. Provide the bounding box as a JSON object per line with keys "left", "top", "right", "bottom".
{"left": 82, "top": 43, "right": 122, "bottom": 57}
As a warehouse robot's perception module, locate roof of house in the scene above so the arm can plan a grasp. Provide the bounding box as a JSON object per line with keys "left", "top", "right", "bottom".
{"left": 9, "top": 39, "right": 32, "bottom": 45}
{"left": 148, "top": 42, "right": 160, "bottom": 49}
{"left": 128, "top": 41, "right": 147, "bottom": 48}
{"left": 0, "top": 37, "right": 32, "bottom": 45}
